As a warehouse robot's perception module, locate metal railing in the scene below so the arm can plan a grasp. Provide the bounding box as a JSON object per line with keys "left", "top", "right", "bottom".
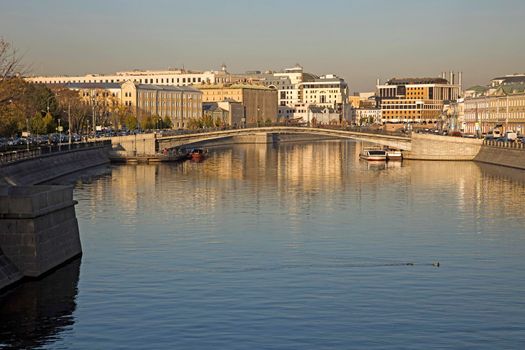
{"left": 0, "top": 141, "right": 111, "bottom": 166}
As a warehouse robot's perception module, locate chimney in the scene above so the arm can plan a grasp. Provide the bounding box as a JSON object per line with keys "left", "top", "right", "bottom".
{"left": 458, "top": 71, "right": 462, "bottom": 89}
{"left": 376, "top": 78, "right": 380, "bottom": 86}
{"left": 449, "top": 70, "right": 454, "bottom": 84}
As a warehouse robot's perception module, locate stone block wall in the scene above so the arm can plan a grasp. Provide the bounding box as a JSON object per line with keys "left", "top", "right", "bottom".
{"left": 475, "top": 146, "right": 525, "bottom": 170}
{"left": 0, "top": 186, "right": 81, "bottom": 280}
{"left": 404, "top": 133, "right": 483, "bottom": 160}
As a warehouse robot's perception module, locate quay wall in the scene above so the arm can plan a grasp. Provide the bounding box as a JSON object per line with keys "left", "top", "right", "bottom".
{"left": 474, "top": 145, "right": 525, "bottom": 170}
{"left": 0, "top": 186, "right": 82, "bottom": 292}
{"left": 0, "top": 147, "right": 110, "bottom": 186}
{"left": 404, "top": 133, "right": 483, "bottom": 160}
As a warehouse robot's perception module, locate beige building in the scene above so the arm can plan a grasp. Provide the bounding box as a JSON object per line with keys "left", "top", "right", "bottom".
{"left": 198, "top": 84, "right": 278, "bottom": 125}
{"left": 464, "top": 94, "right": 525, "bottom": 135}
{"left": 464, "top": 74, "right": 525, "bottom": 135}
{"left": 202, "top": 101, "right": 244, "bottom": 127}
{"left": 121, "top": 81, "right": 202, "bottom": 129}
{"left": 377, "top": 77, "right": 460, "bottom": 124}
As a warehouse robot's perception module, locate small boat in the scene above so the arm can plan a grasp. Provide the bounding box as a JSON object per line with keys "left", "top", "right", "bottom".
{"left": 188, "top": 148, "right": 207, "bottom": 161}
{"left": 360, "top": 147, "right": 387, "bottom": 161}
{"left": 385, "top": 149, "right": 402, "bottom": 161}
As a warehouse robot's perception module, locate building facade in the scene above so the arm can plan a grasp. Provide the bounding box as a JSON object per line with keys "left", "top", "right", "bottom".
{"left": 202, "top": 101, "right": 244, "bottom": 127}
{"left": 121, "top": 81, "right": 202, "bottom": 129}
{"left": 464, "top": 94, "right": 525, "bottom": 135}
{"left": 377, "top": 77, "right": 460, "bottom": 124}
{"left": 26, "top": 68, "right": 234, "bottom": 87}
{"left": 199, "top": 84, "right": 278, "bottom": 125}
{"left": 463, "top": 74, "right": 525, "bottom": 134}
{"left": 352, "top": 108, "right": 382, "bottom": 126}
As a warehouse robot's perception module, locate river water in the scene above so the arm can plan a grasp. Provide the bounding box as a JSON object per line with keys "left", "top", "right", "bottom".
{"left": 1, "top": 140, "right": 525, "bottom": 349}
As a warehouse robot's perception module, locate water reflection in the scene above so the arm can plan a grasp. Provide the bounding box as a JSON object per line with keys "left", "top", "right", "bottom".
{"left": 88, "top": 142, "right": 525, "bottom": 224}
{"left": 0, "top": 258, "right": 81, "bottom": 350}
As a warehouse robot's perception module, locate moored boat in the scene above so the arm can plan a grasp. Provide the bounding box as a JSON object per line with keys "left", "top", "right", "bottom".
{"left": 360, "top": 147, "right": 387, "bottom": 161}
{"left": 386, "top": 149, "right": 402, "bottom": 161}
{"left": 188, "top": 148, "right": 207, "bottom": 161}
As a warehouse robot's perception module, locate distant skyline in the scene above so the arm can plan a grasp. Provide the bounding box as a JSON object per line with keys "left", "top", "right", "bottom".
{"left": 1, "top": 0, "right": 524, "bottom": 91}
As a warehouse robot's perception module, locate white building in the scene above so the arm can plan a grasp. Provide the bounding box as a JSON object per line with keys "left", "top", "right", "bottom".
{"left": 249, "top": 65, "right": 349, "bottom": 121}
{"left": 25, "top": 68, "right": 232, "bottom": 87}
{"left": 352, "top": 108, "right": 382, "bottom": 125}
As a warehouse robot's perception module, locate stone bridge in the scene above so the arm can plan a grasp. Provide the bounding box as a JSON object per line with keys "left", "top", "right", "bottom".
{"left": 156, "top": 127, "right": 412, "bottom": 152}
{"left": 109, "top": 127, "right": 488, "bottom": 161}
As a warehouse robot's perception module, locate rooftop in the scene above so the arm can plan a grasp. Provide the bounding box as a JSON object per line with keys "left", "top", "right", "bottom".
{"left": 386, "top": 77, "right": 449, "bottom": 85}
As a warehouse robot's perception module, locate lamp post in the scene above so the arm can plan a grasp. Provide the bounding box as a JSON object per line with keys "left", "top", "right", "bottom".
{"left": 57, "top": 118, "right": 62, "bottom": 152}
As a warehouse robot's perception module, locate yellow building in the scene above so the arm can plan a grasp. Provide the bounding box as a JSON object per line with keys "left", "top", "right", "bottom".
{"left": 464, "top": 75, "right": 525, "bottom": 135}
{"left": 377, "top": 78, "right": 460, "bottom": 124}
{"left": 464, "top": 94, "right": 525, "bottom": 135}
{"left": 198, "top": 84, "right": 278, "bottom": 125}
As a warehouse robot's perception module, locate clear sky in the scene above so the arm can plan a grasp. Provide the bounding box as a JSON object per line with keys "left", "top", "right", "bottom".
{"left": 1, "top": 0, "right": 524, "bottom": 91}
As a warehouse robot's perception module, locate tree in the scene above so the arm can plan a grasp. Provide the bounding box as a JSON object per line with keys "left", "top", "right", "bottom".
{"left": 0, "top": 38, "right": 26, "bottom": 107}
{"left": 29, "top": 112, "right": 46, "bottom": 135}
{"left": 43, "top": 112, "right": 55, "bottom": 134}
{"left": 162, "top": 115, "right": 173, "bottom": 129}
{"left": 125, "top": 114, "right": 138, "bottom": 130}
{"left": 140, "top": 115, "right": 155, "bottom": 130}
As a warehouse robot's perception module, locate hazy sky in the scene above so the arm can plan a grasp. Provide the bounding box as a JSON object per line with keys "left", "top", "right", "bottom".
{"left": 1, "top": 0, "right": 524, "bottom": 91}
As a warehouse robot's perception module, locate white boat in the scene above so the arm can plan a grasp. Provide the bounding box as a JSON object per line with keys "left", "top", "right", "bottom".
{"left": 360, "top": 147, "right": 387, "bottom": 161}
{"left": 386, "top": 149, "right": 402, "bottom": 161}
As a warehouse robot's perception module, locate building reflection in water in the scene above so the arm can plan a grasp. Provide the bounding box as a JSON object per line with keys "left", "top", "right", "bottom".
{"left": 0, "top": 258, "right": 81, "bottom": 349}
{"left": 98, "top": 141, "right": 525, "bottom": 227}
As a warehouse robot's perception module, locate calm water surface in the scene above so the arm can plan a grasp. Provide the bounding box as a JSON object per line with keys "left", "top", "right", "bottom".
{"left": 1, "top": 141, "right": 525, "bottom": 349}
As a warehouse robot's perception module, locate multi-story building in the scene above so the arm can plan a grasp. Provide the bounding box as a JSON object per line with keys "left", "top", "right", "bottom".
{"left": 202, "top": 101, "right": 244, "bottom": 127}
{"left": 26, "top": 67, "right": 234, "bottom": 87}
{"left": 463, "top": 74, "right": 525, "bottom": 135}
{"left": 64, "top": 81, "right": 202, "bottom": 129}
{"left": 198, "top": 84, "right": 278, "bottom": 125}
{"left": 377, "top": 77, "right": 460, "bottom": 124}
{"left": 121, "top": 81, "right": 202, "bottom": 129}
{"left": 352, "top": 108, "right": 382, "bottom": 126}
{"left": 245, "top": 65, "right": 349, "bottom": 121}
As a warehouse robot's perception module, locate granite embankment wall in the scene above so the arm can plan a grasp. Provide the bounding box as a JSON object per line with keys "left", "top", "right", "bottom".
{"left": 0, "top": 146, "right": 110, "bottom": 186}
{"left": 0, "top": 147, "right": 108, "bottom": 292}
{"left": 404, "top": 133, "right": 483, "bottom": 160}
{"left": 0, "top": 186, "right": 82, "bottom": 291}
{"left": 475, "top": 144, "right": 525, "bottom": 170}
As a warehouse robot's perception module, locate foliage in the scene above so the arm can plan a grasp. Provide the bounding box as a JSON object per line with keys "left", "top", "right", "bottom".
{"left": 29, "top": 112, "right": 46, "bottom": 135}
{"left": 43, "top": 112, "right": 55, "bottom": 134}
{"left": 162, "top": 115, "right": 173, "bottom": 129}
{"left": 125, "top": 114, "right": 138, "bottom": 130}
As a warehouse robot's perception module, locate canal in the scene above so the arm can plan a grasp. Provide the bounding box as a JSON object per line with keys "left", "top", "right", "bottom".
{"left": 2, "top": 140, "right": 525, "bottom": 349}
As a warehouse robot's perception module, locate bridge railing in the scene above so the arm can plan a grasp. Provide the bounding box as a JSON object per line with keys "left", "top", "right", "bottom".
{"left": 156, "top": 124, "right": 411, "bottom": 138}
{"left": 0, "top": 141, "right": 111, "bottom": 166}
{"left": 483, "top": 139, "right": 525, "bottom": 150}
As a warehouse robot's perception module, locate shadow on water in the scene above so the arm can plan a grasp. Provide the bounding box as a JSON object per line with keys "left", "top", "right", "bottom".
{"left": 0, "top": 258, "right": 81, "bottom": 349}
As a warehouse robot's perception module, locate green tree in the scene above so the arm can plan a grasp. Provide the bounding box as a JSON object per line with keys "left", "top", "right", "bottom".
{"left": 125, "top": 114, "right": 138, "bottom": 130}
{"left": 162, "top": 115, "right": 173, "bottom": 129}
{"left": 43, "top": 112, "right": 55, "bottom": 134}
{"left": 29, "top": 112, "right": 46, "bottom": 135}
{"left": 140, "top": 115, "right": 155, "bottom": 130}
